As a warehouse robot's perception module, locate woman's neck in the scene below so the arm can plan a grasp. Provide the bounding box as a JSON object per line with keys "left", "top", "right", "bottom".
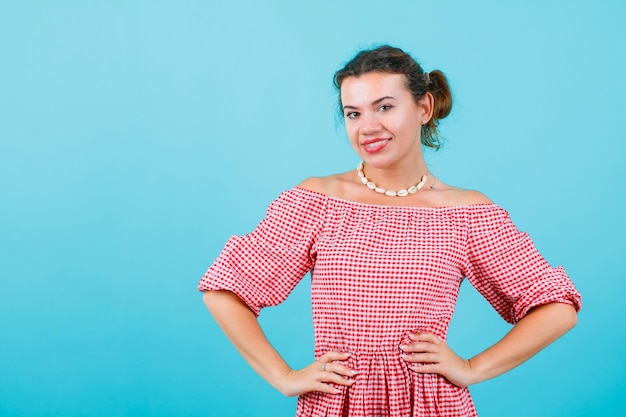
{"left": 360, "top": 159, "right": 428, "bottom": 191}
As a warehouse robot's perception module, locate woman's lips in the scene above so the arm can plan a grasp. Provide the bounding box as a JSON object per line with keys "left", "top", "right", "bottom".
{"left": 363, "top": 138, "right": 390, "bottom": 153}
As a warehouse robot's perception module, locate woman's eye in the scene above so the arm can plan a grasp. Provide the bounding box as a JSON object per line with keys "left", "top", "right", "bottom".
{"left": 345, "top": 111, "right": 359, "bottom": 119}
{"left": 378, "top": 104, "right": 393, "bottom": 112}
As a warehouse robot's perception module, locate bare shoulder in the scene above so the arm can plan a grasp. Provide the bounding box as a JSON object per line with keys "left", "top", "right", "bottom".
{"left": 450, "top": 189, "right": 493, "bottom": 206}
{"left": 297, "top": 176, "right": 328, "bottom": 194}
{"left": 297, "top": 173, "right": 350, "bottom": 196}
{"left": 435, "top": 180, "right": 493, "bottom": 206}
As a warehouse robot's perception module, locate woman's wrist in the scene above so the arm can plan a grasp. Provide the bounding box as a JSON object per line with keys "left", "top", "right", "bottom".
{"left": 464, "top": 358, "right": 485, "bottom": 386}
{"left": 268, "top": 366, "right": 296, "bottom": 395}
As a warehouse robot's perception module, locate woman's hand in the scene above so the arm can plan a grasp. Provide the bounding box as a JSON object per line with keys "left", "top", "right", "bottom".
{"left": 400, "top": 332, "right": 474, "bottom": 388}
{"left": 275, "top": 351, "right": 357, "bottom": 397}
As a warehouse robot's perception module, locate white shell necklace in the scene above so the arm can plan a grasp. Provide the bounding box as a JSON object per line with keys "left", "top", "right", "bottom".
{"left": 357, "top": 161, "right": 428, "bottom": 197}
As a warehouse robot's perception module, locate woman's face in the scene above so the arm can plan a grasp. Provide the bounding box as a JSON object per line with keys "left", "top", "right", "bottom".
{"left": 340, "top": 72, "right": 430, "bottom": 170}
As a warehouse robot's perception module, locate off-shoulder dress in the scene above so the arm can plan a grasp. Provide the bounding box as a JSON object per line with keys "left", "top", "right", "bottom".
{"left": 198, "top": 187, "right": 582, "bottom": 417}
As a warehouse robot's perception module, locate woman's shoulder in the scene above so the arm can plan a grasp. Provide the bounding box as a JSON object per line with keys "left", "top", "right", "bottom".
{"left": 420, "top": 177, "right": 494, "bottom": 208}
{"left": 297, "top": 176, "right": 328, "bottom": 194}
{"left": 297, "top": 172, "right": 352, "bottom": 196}
{"left": 445, "top": 188, "right": 493, "bottom": 206}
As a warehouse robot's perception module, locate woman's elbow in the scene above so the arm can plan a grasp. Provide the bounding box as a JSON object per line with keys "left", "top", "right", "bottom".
{"left": 202, "top": 290, "right": 215, "bottom": 307}
{"left": 564, "top": 303, "right": 579, "bottom": 330}
{"left": 527, "top": 302, "right": 579, "bottom": 334}
{"left": 202, "top": 290, "right": 230, "bottom": 311}
{"left": 548, "top": 302, "right": 579, "bottom": 333}
{"left": 202, "top": 290, "right": 253, "bottom": 315}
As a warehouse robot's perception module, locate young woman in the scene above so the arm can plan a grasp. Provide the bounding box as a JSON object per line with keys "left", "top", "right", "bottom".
{"left": 198, "top": 45, "right": 582, "bottom": 417}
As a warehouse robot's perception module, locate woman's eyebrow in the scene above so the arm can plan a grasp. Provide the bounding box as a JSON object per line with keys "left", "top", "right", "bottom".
{"left": 343, "top": 96, "right": 396, "bottom": 110}
{"left": 372, "top": 96, "right": 395, "bottom": 106}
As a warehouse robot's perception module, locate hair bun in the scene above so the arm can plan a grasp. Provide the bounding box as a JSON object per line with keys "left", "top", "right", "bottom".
{"left": 428, "top": 70, "right": 452, "bottom": 121}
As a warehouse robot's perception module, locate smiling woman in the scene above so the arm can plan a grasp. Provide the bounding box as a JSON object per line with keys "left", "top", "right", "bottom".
{"left": 334, "top": 45, "right": 451, "bottom": 152}
{"left": 341, "top": 72, "right": 429, "bottom": 175}
{"left": 198, "top": 45, "right": 582, "bottom": 417}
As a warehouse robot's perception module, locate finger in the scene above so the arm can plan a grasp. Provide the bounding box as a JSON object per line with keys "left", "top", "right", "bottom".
{"left": 399, "top": 342, "right": 438, "bottom": 353}
{"left": 401, "top": 352, "right": 439, "bottom": 364}
{"left": 322, "top": 362, "right": 358, "bottom": 377}
{"left": 312, "top": 382, "right": 341, "bottom": 394}
{"left": 409, "top": 363, "right": 439, "bottom": 374}
{"left": 319, "top": 351, "right": 352, "bottom": 363}
{"left": 409, "top": 332, "right": 441, "bottom": 343}
{"left": 321, "top": 372, "right": 356, "bottom": 387}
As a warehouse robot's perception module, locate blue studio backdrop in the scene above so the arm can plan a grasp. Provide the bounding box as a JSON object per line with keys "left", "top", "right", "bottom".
{"left": 1, "top": 1, "right": 624, "bottom": 416}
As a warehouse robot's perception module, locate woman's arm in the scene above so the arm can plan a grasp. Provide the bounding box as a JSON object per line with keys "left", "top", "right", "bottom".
{"left": 203, "top": 290, "right": 356, "bottom": 396}
{"left": 465, "top": 302, "right": 577, "bottom": 384}
{"left": 401, "top": 302, "right": 578, "bottom": 387}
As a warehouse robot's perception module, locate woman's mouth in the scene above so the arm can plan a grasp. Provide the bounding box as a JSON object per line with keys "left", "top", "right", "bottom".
{"left": 363, "top": 138, "right": 391, "bottom": 153}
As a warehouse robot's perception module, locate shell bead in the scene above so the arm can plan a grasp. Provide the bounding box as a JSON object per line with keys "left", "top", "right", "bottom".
{"left": 356, "top": 161, "right": 428, "bottom": 198}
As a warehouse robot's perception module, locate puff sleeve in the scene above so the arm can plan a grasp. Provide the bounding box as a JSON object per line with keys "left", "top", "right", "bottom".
{"left": 198, "top": 188, "right": 327, "bottom": 316}
{"left": 463, "top": 205, "right": 582, "bottom": 324}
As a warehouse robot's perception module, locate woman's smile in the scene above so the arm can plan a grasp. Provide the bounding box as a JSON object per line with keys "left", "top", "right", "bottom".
{"left": 362, "top": 138, "right": 391, "bottom": 153}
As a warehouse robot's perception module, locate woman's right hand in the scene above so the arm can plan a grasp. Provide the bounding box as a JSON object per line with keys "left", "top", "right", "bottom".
{"left": 204, "top": 292, "right": 356, "bottom": 398}
{"left": 275, "top": 351, "right": 357, "bottom": 397}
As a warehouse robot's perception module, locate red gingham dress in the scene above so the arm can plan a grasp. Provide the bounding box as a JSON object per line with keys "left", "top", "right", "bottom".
{"left": 198, "top": 187, "right": 582, "bottom": 417}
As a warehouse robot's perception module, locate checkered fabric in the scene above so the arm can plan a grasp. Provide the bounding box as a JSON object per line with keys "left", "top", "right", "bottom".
{"left": 199, "top": 187, "right": 582, "bottom": 417}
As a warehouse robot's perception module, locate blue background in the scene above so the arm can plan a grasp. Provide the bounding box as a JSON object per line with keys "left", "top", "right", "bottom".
{"left": 1, "top": 1, "right": 624, "bottom": 416}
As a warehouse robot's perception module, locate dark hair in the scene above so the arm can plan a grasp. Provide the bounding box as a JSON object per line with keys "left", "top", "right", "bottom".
{"left": 334, "top": 45, "right": 452, "bottom": 150}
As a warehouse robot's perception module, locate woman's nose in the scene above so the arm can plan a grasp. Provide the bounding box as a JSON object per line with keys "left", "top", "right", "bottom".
{"left": 360, "top": 115, "right": 382, "bottom": 135}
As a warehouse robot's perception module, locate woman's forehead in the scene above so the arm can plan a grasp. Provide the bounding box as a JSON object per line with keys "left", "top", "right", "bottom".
{"left": 340, "top": 73, "right": 409, "bottom": 104}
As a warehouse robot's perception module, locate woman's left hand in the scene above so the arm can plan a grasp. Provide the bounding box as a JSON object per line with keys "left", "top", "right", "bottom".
{"left": 399, "top": 332, "right": 475, "bottom": 388}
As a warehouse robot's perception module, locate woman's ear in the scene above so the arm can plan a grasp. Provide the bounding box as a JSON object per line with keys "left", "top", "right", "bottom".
{"left": 418, "top": 92, "right": 435, "bottom": 123}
